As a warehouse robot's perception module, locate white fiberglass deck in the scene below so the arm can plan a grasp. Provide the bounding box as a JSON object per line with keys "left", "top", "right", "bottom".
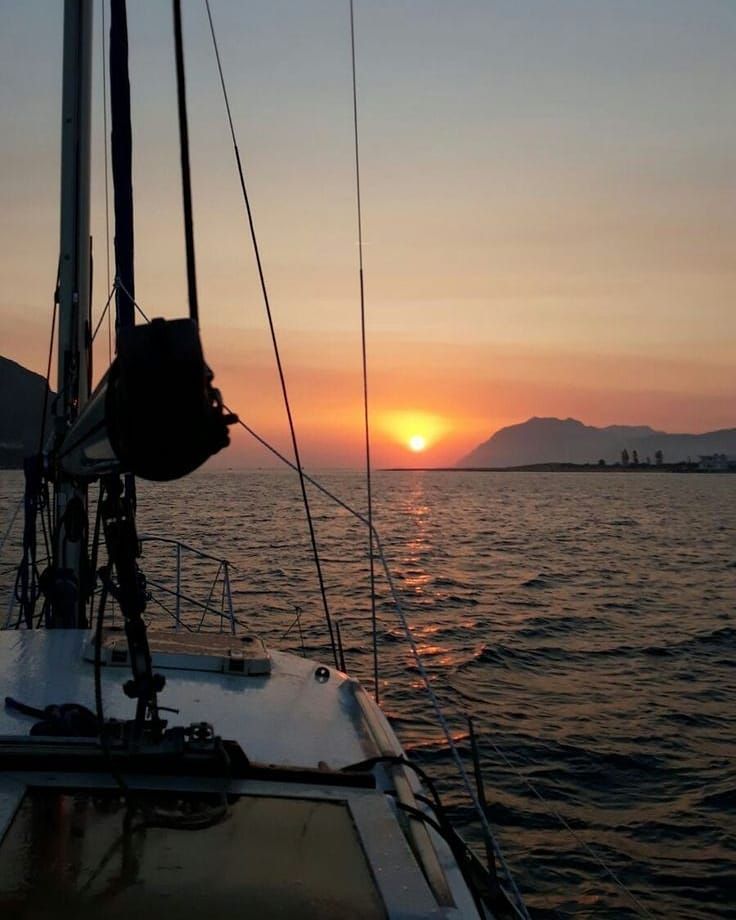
{"left": 0, "top": 629, "right": 491, "bottom": 920}
{"left": 0, "top": 630, "right": 378, "bottom": 769}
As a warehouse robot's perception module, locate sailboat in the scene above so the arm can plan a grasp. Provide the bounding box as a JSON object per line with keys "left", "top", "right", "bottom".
{"left": 0, "top": 3, "right": 528, "bottom": 917}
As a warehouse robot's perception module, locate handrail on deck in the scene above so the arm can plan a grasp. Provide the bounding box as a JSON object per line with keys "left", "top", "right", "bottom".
{"left": 139, "top": 534, "right": 236, "bottom": 634}
{"left": 139, "top": 533, "right": 237, "bottom": 568}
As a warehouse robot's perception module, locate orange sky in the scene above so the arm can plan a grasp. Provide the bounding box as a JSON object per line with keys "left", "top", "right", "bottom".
{"left": 1, "top": 1, "right": 734, "bottom": 468}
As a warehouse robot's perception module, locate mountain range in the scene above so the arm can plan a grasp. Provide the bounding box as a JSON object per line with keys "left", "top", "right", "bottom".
{"left": 457, "top": 417, "right": 736, "bottom": 468}
{"left": 0, "top": 356, "right": 54, "bottom": 467}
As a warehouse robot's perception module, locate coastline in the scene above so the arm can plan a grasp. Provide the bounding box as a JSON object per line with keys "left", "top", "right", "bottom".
{"left": 382, "top": 462, "right": 735, "bottom": 473}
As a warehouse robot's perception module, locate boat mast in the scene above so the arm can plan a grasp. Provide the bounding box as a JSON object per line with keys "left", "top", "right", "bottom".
{"left": 53, "top": 0, "right": 94, "bottom": 627}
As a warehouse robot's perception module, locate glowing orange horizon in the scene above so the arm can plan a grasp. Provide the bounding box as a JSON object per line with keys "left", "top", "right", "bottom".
{"left": 1, "top": 2, "right": 734, "bottom": 475}
{"left": 379, "top": 410, "right": 450, "bottom": 452}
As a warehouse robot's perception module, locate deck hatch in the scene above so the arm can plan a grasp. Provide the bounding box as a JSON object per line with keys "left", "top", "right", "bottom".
{"left": 83, "top": 629, "right": 272, "bottom": 676}
{"left": 0, "top": 787, "right": 387, "bottom": 919}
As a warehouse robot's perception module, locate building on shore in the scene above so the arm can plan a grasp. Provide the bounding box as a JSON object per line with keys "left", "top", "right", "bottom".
{"left": 698, "top": 453, "right": 736, "bottom": 472}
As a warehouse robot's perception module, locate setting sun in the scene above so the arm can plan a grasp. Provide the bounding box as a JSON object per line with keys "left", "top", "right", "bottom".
{"left": 380, "top": 411, "right": 449, "bottom": 460}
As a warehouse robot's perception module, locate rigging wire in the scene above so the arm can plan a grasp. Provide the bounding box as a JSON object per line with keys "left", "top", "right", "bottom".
{"left": 94, "top": 550, "right": 130, "bottom": 796}
{"left": 114, "top": 277, "right": 150, "bottom": 323}
{"left": 228, "top": 408, "right": 529, "bottom": 918}
{"left": 96, "top": 20, "right": 646, "bottom": 905}
{"left": 0, "top": 500, "right": 23, "bottom": 561}
{"left": 199, "top": 16, "right": 640, "bottom": 909}
{"left": 349, "top": 0, "right": 379, "bottom": 703}
{"left": 474, "top": 736, "right": 655, "bottom": 918}
{"left": 225, "top": 413, "right": 652, "bottom": 917}
{"left": 203, "top": 0, "right": 338, "bottom": 668}
{"left": 232, "top": 403, "right": 656, "bottom": 916}
{"left": 16, "top": 261, "right": 62, "bottom": 630}
{"left": 91, "top": 283, "right": 117, "bottom": 342}
{"left": 38, "top": 487, "right": 51, "bottom": 570}
{"left": 101, "top": 0, "right": 112, "bottom": 362}
{"left": 38, "top": 260, "right": 61, "bottom": 454}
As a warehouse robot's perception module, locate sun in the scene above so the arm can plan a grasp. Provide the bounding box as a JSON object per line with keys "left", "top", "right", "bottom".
{"left": 381, "top": 411, "right": 447, "bottom": 455}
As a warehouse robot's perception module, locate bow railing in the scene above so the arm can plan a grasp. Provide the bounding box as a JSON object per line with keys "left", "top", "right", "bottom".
{"left": 139, "top": 534, "right": 236, "bottom": 634}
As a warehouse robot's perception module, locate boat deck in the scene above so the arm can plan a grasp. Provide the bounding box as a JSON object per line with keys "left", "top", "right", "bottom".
{"left": 0, "top": 630, "right": 489, "bottom": 919}
{"left": 0, "top": 629, "right": 380, "bottom": 768}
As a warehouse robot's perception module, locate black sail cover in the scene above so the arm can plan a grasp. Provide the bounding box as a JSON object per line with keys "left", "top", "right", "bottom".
{"left": 107, "top": 318, "right": 235, "bottom": 481}
{"left": 58, "top": 318, "right": 235, "bottom": 481}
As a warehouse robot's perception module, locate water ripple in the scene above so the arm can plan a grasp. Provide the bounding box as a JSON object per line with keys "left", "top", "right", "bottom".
{"left": 1, "top": 468, "right": 734, "bottom": 918}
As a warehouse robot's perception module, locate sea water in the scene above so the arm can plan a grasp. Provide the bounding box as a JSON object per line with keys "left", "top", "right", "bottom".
{"left": 1, "top": 469, "right": 734, "bottom": 918}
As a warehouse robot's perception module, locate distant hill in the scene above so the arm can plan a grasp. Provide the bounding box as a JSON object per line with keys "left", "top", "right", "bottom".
{"left": 0, "top": 356, "right": 55, "bottom": 467}
{"left": 457, "top": 417, "right": 736, "bottom": 468}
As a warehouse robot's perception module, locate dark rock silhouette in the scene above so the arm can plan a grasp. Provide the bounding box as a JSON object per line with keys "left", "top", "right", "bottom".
{"left": 457, "top": 416, "right": 736, "bottom": 468}
{"left": 0, "top": 356, "right": 55, "bottom": 467}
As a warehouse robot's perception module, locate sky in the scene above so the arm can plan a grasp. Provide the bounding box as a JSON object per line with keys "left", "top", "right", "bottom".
{"left": 1, "top": 0, "right": 734, "bottom": 468}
